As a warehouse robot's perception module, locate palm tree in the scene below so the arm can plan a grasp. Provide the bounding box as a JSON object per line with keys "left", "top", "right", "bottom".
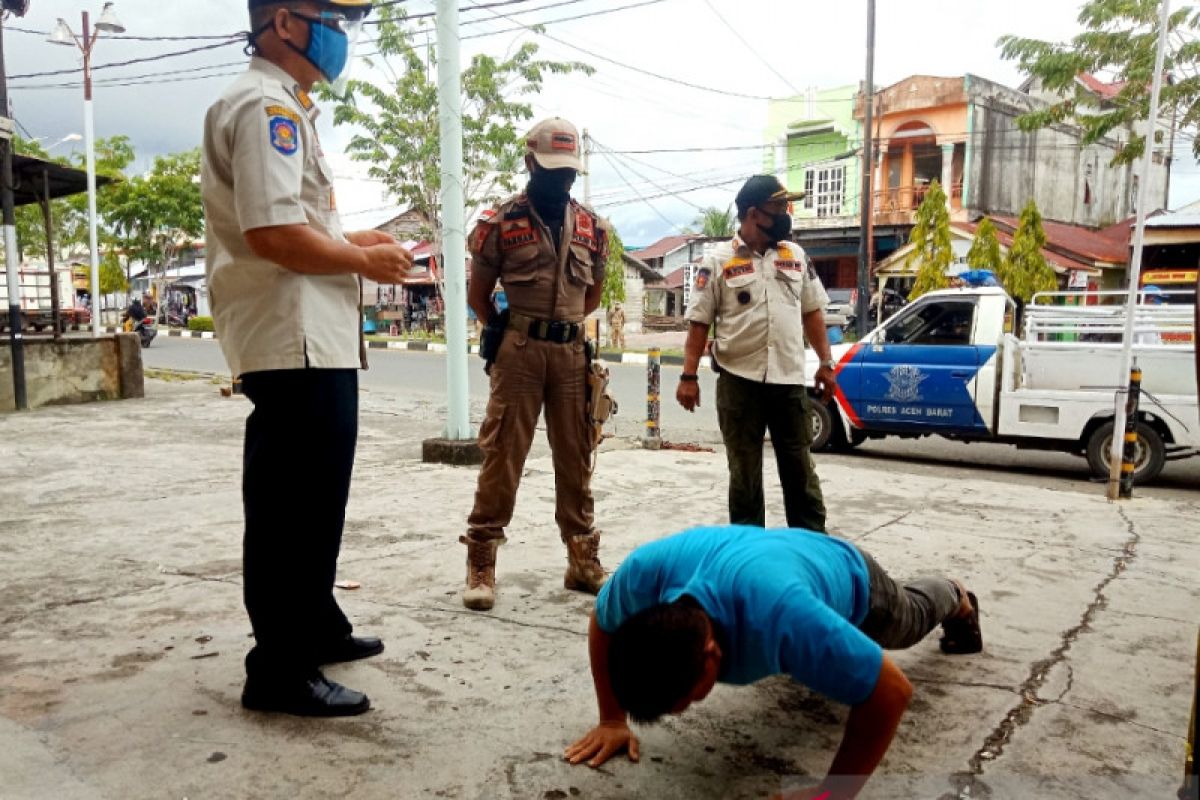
{"left": 692, "top": 206, "right": 736, "bottom": 238}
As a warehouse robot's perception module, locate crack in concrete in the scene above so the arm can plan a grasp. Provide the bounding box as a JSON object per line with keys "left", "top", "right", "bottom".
{"left": 944, "top": 507, "right": 1141, "bottom": 800}
{"left": 0, "top": 578, "right": 199, "bottom": 627}
{"left": 373, "top": 600, "right": 587, "bottom": 638}
{"left": 851, "top": 510, "right": 913, "bottom": 542}
{"left": 906, "top": 674, "right": 1019, "bottom": 695}
{"left": 1048, "top": 699, "right": 1184, "bottom": 739}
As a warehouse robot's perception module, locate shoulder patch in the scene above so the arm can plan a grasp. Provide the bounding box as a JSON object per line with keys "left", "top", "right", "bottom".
{"left": 469, "top": 220, "right": 493, "bottom": 253}
{"left": 268, "top": 116, "right": 299, "bottom": 156}
{"left": 264, "top": 104, "right": 301, "bottom": 124}
{"left": 694, "top": 267, "right": 711, "bottom": 290}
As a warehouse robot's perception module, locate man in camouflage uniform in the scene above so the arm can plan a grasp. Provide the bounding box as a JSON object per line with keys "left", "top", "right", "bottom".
{"left": 461, "top": 118, "right": 611, "bottom": 611}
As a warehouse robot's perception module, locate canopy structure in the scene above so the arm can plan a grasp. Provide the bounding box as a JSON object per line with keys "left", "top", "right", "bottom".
{"left": 10, "top": 154, "right": 113, "bottom": 207}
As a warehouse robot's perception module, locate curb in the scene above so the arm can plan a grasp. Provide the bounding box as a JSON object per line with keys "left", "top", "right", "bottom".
{"left": 95, "top": 325, "right": 699, "bottom": 366}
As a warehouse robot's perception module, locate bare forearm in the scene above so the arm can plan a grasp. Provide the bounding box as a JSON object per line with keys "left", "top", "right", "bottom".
{"left": 802, "top": 311, "right": 831, "bottom": 362}
{"left": 588, "top": 613, "right": 626, "bottom": 722}
{"left": 819, "top": 657, "right": 912, "bottom": 799}
{"left": 244, "top": 224, "right": 366, "bottom": 276}
{"left": 584, "top": 282, "right": 603, "bottom": 316}
{"left": 682, "top": 322, "right": 710, "bottom": 373}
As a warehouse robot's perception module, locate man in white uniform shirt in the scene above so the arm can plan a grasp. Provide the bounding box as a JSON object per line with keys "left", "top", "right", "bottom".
{"left": 202, "top": 0, "right": 413, "bottom": 716}
{"left": 677, "top": 175, "right": 837, "bottom": 533}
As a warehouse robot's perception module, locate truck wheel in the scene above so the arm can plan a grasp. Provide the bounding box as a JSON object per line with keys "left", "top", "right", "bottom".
{"left": 809, "top": 399, "right": 834, "bottom": 451}
{"left": 1085, "top": 421, "right": 1166, "bottom": 484}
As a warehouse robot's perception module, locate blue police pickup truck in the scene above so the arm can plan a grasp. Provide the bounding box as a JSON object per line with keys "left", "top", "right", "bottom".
{"left": 806, "top": 286, "right": 1199, "bottom": 484}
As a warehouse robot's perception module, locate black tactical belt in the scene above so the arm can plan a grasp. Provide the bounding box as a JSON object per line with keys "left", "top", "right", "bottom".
{"left": 508, "top": 311, "right": 583, "bottom": 344}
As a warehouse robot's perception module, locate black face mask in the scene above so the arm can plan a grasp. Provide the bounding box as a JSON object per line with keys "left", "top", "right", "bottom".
{"left": 527, "top": 165, "right": 575, "bottom": 212}
{"left": 757, "top": 210, "right": 792, "bottom": 243}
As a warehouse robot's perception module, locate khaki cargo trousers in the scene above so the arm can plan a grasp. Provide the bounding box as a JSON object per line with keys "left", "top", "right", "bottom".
{"left": 466, "top": 327, "right": 594, "bottom": 543}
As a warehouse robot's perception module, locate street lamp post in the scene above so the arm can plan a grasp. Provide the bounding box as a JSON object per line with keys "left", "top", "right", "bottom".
{"left": 48, "top": 3, "right": 124, "bottom": 338}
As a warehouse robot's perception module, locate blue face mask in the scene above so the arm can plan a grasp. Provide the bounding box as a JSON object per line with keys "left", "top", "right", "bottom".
{"left": 289, "top": 12, "right": 350, "bottom": 82}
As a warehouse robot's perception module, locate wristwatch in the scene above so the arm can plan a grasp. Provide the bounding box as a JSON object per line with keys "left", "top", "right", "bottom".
{"left": 820, "top": 359, "right": 837, "bottom": 371}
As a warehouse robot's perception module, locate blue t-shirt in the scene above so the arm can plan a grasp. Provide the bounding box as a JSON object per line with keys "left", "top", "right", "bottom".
{"left": 594, "top": 525, "right": 883, "bottom": 706}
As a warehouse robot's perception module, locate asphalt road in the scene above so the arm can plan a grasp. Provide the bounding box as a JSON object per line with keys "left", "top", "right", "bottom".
{"left": 143, "top": 335, "right": 1200, "bottom": 500}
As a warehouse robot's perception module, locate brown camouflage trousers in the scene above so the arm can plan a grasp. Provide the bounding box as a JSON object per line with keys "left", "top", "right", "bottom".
{"left": 466, "top": 328, "right": 594, "bottom": 543}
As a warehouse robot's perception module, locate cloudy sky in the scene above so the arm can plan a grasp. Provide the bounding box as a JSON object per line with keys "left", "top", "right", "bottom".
{"left": 5, "top": 0, "right": 1197, "bottom": 246}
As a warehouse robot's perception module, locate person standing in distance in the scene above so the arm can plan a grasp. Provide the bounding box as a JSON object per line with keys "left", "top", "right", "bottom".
{"left": 461, "top": 118, "right": 612, "bottom": 611}
{"left": 677, "top": 175, "right": 836, "bottom": 533}
{"left": 202, "top": 0, "right": 413, "bottom": 716}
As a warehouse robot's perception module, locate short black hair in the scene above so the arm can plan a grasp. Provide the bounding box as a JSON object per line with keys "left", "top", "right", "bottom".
{"left": 608, "top": 598, "right": 711, "bottom": 724}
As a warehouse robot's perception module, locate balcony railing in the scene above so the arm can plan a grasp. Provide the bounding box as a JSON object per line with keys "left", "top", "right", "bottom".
{"left": 873, "top": 182, "right": 963, "bottom": 215}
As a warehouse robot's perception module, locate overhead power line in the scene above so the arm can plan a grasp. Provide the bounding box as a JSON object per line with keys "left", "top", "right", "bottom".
{"left": 10, "top": 38, "right": 243, "bottom": 80}
{"left": 701, "top": 0, "right": 800, "bottom": 96}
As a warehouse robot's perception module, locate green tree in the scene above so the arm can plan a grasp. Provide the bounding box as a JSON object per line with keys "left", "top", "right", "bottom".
{"left": 99, "top": 249, "right": 127, "bottom": 296}
{"left": 106, "top": 149, "right": 204, "bottom": 297}
{"left": 56, "top": 136, "right": 136, "bottom": 256}
{"left": 6, "top": 135, "right": 60, "bottom": 261}
{"left": 326, "top": 6, "right": 593, "bottom": 240}
{"left": 692, "top": 206, "right": 735, "bottom": 238}
{"left": 966, "top": 216, "right": 1002, "bottom": 272}
{"left": 999, "top": 2, "right": 1200, "bottom": 164}
{"left": 906, "top": 180, "right": 953, "bottom": 299}
{"left": 601, "top": 229, "right": 627, "bottom": 310}
{"left": 998, "top": 199, "right": 1057, "bottom": 305}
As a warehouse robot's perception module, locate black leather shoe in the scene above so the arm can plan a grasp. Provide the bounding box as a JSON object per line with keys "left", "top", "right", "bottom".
{"left": 241, "top": 672, "right": 371, "bottom": 717}
{"left": 316, "top": 634, "right": 385, "bottom": 665}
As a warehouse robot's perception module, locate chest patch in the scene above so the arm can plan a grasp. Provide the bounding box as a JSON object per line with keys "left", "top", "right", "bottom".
{"left": 571, "top": 208, "right": 599, "bottom": 252}
{"left": 723, "top": 259, "right": 754, "bottom": 280}
{"left": 499, "top": 216, "right": 539, "bottom": 250}
{"left": 268, "top": 116, "right": 299, "bottom": 156}
{"left": 775, "top": 259, "right": 804, "bottom": 273}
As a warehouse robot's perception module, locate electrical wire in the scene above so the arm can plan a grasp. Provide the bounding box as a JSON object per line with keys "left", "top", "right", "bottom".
{"left": 10, "top": 38, "right": 243, "bottom": 80}
{"left": 700, "top": 0, "right": 801, "bottom": 96}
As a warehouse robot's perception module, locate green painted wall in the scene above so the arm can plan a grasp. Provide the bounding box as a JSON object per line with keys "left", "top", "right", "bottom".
{"left": 764, "top": 85, "right": 862, "bottom": 219}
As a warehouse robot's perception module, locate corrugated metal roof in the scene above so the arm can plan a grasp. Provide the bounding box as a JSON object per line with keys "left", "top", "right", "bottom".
{"left": 989, "top": 216, "right": 1128, "bottom": 264}
{"left": 630, "top": 234, "right": 699, "bottom": 262}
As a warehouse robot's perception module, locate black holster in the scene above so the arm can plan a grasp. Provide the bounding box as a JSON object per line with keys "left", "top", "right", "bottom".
{"left": 480, "top": 309, "right": 510, "bottom": 374}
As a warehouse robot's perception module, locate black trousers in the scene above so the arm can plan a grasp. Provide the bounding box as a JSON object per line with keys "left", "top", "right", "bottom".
{"left": 715, "top": 371, "right": 826, "bottom": 533}
{"left": 240, "top": 369, "right": 358, "bottom": 681}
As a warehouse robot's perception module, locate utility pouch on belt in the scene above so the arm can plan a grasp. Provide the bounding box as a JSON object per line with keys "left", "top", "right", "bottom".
{"left": 584, "top": 342, "right": 617, "bottom": 450}
{"left": 480, "top": 308, "right": 510, "bottom": 374}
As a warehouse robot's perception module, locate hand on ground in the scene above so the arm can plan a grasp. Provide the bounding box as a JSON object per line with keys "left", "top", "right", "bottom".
{"left": 564, "top": 722, "right": 639, "bottom": 768}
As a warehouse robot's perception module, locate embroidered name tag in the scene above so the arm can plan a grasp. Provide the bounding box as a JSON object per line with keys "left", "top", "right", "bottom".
{"left": 499, "top": 217, "right": 538, "bottom": 250}
{"left": 775, "top": 260, "right": 804, "bottom": 273}
{"left": 723, "top": 259, "right": 754, "bottom": 279}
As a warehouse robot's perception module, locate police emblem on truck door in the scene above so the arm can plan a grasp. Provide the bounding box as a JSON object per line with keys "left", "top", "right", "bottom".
{"left": 884, "top": 365, "right": 928, "bottom": 403}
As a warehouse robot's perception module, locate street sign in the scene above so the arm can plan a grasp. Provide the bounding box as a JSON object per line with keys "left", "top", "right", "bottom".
{"left": 0, "top": 116, "right": 14, "bottom": 141}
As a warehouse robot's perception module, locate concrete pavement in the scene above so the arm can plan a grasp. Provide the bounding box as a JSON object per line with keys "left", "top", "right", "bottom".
{"left": 1, "top": 378, "right": 1197, "bottom": 799}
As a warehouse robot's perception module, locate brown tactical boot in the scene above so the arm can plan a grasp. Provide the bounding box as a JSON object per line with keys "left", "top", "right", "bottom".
{"left": 563, "top": 532, "right": 606, "bottom": 594}
{"left": 460, "top": 535, "right": 503, "bottom": 611}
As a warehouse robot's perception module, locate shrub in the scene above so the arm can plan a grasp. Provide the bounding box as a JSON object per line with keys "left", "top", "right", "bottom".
{"left": 187, "top": 316, "right": 214, "bottom": 332}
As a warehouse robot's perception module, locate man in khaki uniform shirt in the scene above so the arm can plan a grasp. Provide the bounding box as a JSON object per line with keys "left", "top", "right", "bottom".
{"left": 678, "top": 175, "right": 837, "bottom": 533}
{"left": 461, "top": 118, "right": 611, "bottom": 611}
{"left": 202, "top": 0, "right": 412, "bottom": 717}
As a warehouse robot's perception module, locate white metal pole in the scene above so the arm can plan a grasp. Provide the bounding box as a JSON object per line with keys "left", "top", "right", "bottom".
{"left": 1106, "top": 0, "right": 1171, "bottom": 500}
{"left": 583, "top": 128, "right": 591, "bottom": 205}
{"left": 84, "top": 97, "right": 100, "bottom": 337}
{"left": 82, "top": 13, "right": 101, "bottom": 338}
{"left": 436, "top": 0, "right": 472, "bottom": 440}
